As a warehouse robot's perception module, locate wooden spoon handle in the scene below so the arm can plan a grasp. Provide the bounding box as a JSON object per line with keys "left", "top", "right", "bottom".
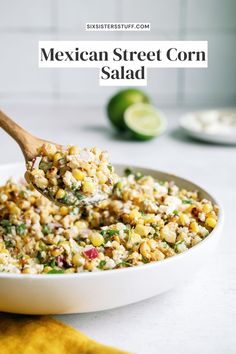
{"left": 0, "top": 110, "right": 42, "bottom": 161}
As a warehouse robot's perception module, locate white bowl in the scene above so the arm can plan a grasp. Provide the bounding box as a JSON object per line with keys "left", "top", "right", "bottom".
{"left": 0, "top": 163, "right": 223, "bottom": 315}
{"left": 180, "top": 109, "right": 236, "bottom": 145}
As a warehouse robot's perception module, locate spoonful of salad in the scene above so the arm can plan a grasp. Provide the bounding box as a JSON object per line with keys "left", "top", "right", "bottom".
{"left": 0, "top": 110, "right": 117, "bottom": 206}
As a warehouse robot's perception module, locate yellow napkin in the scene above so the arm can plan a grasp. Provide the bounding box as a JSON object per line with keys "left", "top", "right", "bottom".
{"left": 0, "top": 314, "right": 129, "bottom": 354}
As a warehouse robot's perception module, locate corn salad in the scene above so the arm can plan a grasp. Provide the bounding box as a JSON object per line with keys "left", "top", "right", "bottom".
{"left": 0, "top": 169, "right": 218, "bottom": 274}
{"left": 27, "top": 144, "right": 118, "bottom": 206}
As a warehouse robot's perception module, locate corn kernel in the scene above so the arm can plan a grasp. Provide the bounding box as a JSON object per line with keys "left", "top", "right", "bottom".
{"left": 97, "top": 171, "right": 108, "bottom": 184}
{"left": 90, "top": 232, "right": 104, "bottom": 247}
{"left": 147, "top": 239, "right": 157, "bottom": 250}
{"left": 111, "top": 240, "right": 120, "bottom": 249}
{"left": 100, "top": 200, "right": 108, "bottom": 209}
{"left": 29, "top": 196, "right": 36, "bottom": 204}
{"left": 135, "top": 224, "right": 150, "bottom": 237}
{"left": 72, "top": 253, "right": 84, "bottom": 266}
{"left": 35, "top": 177, "right": 48, "bottom": 190}
{"left": 9, "top": 204, "right": 21, "bottom": 216}
{"left": 179, "top": 213, "right": 190, "bottom": 226}
{"left": 22, "top": 267, "right": 32, "bottom": 274}
{"left": 83, "top": 181, "right": 95, "bottom": 194}
{"left": 41, "top": 143, "right": 57, "bottom": 157}
{"left": 152, "top": 249, "right": 165, "bottom": 261}
{"left": 0, "top": 242, "right": 5, "bottom": 252}
{"left": 50, "top": 248, "right": 63, "bottom": 257}
{"left": 160, "top": 223, "right": 177, "bottom": 243}
{"left": 75, "top": 221, "right": 88, "bottom": 229}
{"left": 205, "top": 217, "right": 217, "bottom": 228}
{"left": 56, "top": 189, "right": 66, "bottom": 199}
{"left": 84, "top": 261, "right": 94, "bottom": 271}
{"left": 60, "top": 206, "right": 68, "bottom": 216}
{"left": 69, "top": 146, "right": 79, "bottom": 155}
{"left": 43, "top": 266, "right": 52, "bottom": 273}
{"left": 189, "top": 221, "right": 199, "bottom": 233}
{"left": 140, "top": 241, "right": 151, "bottom": 259}
{"left": 202, "top": 204, "right": 212, "bottom": 214}
{"left": 65, "top": 268, "right": 75, "bottom": 273}
{"left": 88, "top": 169, "right": 96, "bottom": 178}
{"left": 143, "top": 215, "right": 157, "bottom": 224}
{"left": 53, "top": 152, "right": 62, "bottom": 164}
{"left": 126, "top": 231, "right": 142, "bottom": 249}
{"left": 72, "top": 169, "right": 85, "bottom": 181}
{"left": 129, "top": 209, "right": 140, "bottom": 221}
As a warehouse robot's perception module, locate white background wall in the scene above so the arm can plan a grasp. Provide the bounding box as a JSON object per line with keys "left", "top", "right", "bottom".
{"left": 0, "top": 0, "right": 235, "bottom": 108}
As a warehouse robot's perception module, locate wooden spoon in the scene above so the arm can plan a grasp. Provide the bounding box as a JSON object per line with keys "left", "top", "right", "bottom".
{"left": 0, "top": 110, "right": 106, "bottom": 207}
{"left": 0, "top": 110, "right": 55, "bottom": 162}
{"left": 0, "top": 109, "right": 62, "bottom": 198}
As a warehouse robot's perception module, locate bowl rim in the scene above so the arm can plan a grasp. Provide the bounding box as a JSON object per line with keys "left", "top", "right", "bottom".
{"left": 0, "top": 162, "right": 224, "bottom": 280}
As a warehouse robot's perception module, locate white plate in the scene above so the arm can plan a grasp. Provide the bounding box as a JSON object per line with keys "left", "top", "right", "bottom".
{"left": 0, "top": 163, "right": 223, "bottom": 315}
{"left": 180, "top": 109, "right": 236, "bottom": 145}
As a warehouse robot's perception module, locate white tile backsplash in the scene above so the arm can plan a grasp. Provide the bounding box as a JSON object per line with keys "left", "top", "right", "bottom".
{"left": 57, "top": 67, "right": 178, "bottom": 106}
{"left": 0, "top": 0, "right": 235, "bottom": 107}
{"left": 0, "top": 34, "right": 55, "bottom": 94}
{"left": 146, "top": 69, "right": 178, "bottom": 105}
{"left": 186, "top": 0, "right": 236, "bottom": 31}
{"left": 0, "top": 0, "right": 52, "bottom": 29}
{"left": 121, "top": 0, "right": 181, "bottom": 32}
{"left": 183, "top": 33, "right": 236, "bottom": 106}
{"left": 57, "top": 0, "right": 117, "bottom": 31}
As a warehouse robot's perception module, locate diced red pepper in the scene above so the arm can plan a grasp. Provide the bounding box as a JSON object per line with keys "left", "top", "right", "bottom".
{"left": 83, "top": 248, "right": 99, "bottom": 260}
{"left": 57, "top": 255, "right": 66, "bottom": 267}
{"left": 31, "top": 157, "right": 36, "bottom": 170}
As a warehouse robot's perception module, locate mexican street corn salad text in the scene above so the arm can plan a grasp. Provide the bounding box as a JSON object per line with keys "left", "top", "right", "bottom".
{"left": 27, "top": 144, "right": 117, "bottom": 206}
{"left": 0, "top": 168, "right": 218, "bottom": 274}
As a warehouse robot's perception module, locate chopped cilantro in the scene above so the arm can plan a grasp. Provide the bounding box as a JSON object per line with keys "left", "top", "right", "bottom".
{"left": 49, "top": 259, "right": 56, "bottom": 268}
{"left": 0, "top": 220, "right": 12, "bottom": 234}
{"left": 42, "top": 225, "right": 50, "bottom": 235}
{"left": 39, "top": 241, "right": 47, "bottom": 251}
{"left": 107, "top": 164, "right": 113, "bottom": 172}
{"left": 174, "top": 241, "right": 184, "bottom": 252}
{"left": 4, "top": 240, "right": 13, "bottom": 248}
{"left": 113, "top": 182, "right": 122, "bottom": 198}
{"left": 16, "top": 223, "right": 26, "bottom": 235}
{"left": 98, "top": 260, "right": 106, "bottom": 269}
{"left": 161, "top": 242, "right": 168, "bottom": 249}
{"left": 36, "top": 251, "right": 44, "bottom": 262}
{"left": 47, "top": 269, "right": 64, "bottom": 274}
{"left": 74, "top": 191, "right": 85, "bottom": 201}
{"left": 101, "top": 229, "right": 119, "bottom": 237}
{"left": 173, "top": 210, "right": 179, "bottom": 215}
{"left": 71, "top": 183, "right": 78, "bottom": 191}
{"left": 117, "top": 261, "right": 132, "bottom": 268}
{"left": 59, "top": 194, "right": 70, "bottom": 205}
{"left": 124, "top": 168, "right": 133, "bottom": 176}
{"left": 135, "top": 172, "right": 143, "bottom": 180}
{"left": 39, "top": 161, "right": 53, "bottom": 171}
{"left": 182, "top": 199, "right": 192, "bottom": 204}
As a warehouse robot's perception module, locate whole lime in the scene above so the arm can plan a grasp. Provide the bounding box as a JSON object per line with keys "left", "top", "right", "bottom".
{"left": 107, "top": 89, "right": 150, "bottom": 131}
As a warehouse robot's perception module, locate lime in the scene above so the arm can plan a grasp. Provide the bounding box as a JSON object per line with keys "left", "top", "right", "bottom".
{"left": 107, "top": 89, "right": 150, "bottom": 131}
{"left": 124, "top": 103, "right": 167, "bottom": 140}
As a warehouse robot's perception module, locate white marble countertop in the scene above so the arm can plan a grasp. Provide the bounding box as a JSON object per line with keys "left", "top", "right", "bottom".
{"left": 0, "top": 104, "right": 235, "bottom": 354}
